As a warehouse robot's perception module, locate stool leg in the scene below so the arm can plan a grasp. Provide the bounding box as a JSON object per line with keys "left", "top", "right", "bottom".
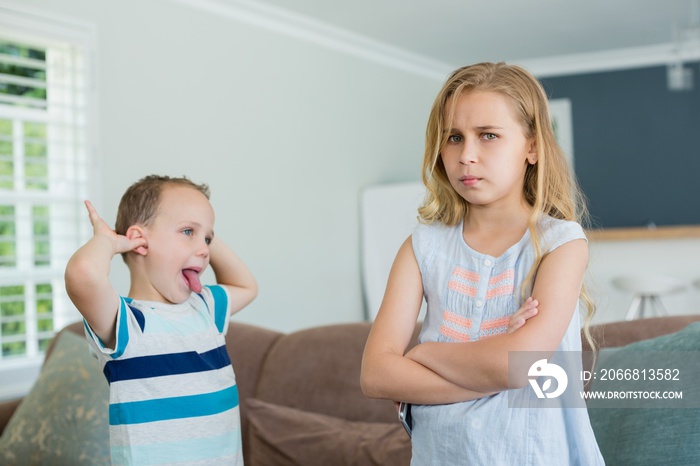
{"left": 625, "top": 295, "right": 643, "bottom": 320}
{"left": 651, "top": 295, "right": 670, "bottom": 316}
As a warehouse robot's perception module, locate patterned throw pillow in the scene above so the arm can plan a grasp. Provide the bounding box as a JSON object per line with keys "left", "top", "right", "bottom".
{"left": 0, "top": 330, "right": 110, "bottom": 465}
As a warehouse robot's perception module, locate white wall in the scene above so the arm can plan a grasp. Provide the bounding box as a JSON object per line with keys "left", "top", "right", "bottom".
{"left": 12, "top": 0, "right": 700, "bottom": 336}
{"left": 16, "top": 0, "right": 442, "bottom": 332}
{"left": 588, "top": 237, "right": 700, "bottom": 325}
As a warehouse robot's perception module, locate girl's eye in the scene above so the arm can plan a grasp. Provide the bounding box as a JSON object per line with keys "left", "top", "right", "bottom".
{"left": 204, "top": 237, "right": 211, "bottom": 245}
{"left": 183, "top": 229, "right": 193, "bottom": 236}
{"left": 482, "top": 133, "right": 497, "bottom": 141}
{"left": 447, "top": 134, "right": 462, "bottom": 143}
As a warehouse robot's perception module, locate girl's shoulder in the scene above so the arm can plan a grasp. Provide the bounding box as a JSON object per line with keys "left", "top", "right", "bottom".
{"left": 537, "top": 216, "right": 586, "bottom": 253}
{"left": 412, "top": 220, "right": 460, "bottom": 245}
{"left": 412, "top": 220, "right": 460, "bottom": 266}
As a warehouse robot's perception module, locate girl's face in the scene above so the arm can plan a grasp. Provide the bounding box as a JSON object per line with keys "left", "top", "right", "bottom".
{"left": 441, "top": 90, "right": 536, "bottom": 212}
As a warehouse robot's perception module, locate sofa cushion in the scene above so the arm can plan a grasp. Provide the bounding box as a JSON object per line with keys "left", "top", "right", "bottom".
{"left": 246, "top": 398, "right": 411, "bottom": 466}
{"left": 0, "top": 330, "right": 109, "bottom": 466}
{"left": 254, "top": 322, "right": 398, "bottom": 423}
{"left": 587, "top": 322, "right": 700, "bottom": 465}
{"left": 225, "top": 321, "right": 282, "bottom": 465}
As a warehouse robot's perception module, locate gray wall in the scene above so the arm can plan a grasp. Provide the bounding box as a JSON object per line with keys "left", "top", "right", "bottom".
{"left": 542, "top": 64, "right": 700, "bottom": 228}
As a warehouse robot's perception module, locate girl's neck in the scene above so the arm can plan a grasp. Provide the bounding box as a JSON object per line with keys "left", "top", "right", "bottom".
{"left": 462, "top": 200, "right": 533, "bottom": 257}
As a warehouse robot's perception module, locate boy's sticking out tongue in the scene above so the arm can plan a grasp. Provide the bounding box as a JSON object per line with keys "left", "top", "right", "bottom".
{"left": 182, "top": 269, "right": 202, "bottom": 293}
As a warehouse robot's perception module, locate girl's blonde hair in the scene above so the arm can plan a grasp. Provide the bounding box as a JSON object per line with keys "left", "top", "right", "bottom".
{"left": 419, "top": 62, "right": 596, "bottom": 349}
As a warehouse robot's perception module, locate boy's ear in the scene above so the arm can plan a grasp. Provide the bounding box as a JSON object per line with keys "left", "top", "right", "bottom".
{"left": 126, "top": 226, "right": 148, "bottom": 256}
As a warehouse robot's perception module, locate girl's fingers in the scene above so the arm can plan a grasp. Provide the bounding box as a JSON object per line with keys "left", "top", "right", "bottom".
{"left": 508, "top": 298, "right": 539, "bottom": 334}
{"left": 508, "top": 318, "right": 525, "bottom": 334}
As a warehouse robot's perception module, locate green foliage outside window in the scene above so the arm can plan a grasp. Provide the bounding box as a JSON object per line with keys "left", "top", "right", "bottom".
{"left": 0, "top": 41, "right": 46, "bottom": 102}
{"left": 0, "top": 118, "right": 12, "bottom": 190}
{"left": 0, "top": 285, "right": 25, "bottom": 357}
{"left": 24, "top": 121, "right": 48, "bottom": 191}
{"left": 33, "top": 205, "right": 50, "bottom": 266}
{"left": 0, "top": 205, "right": 15, "bottom": 268}
{"left": 0, "top": 283, "right": 53, "bottom": 356}
{"left": 36, "top": 283, "right": 53, "bottom": 351}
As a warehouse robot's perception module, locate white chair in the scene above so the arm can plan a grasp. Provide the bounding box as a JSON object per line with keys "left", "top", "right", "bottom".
{"left": 612, "top": 275, "right": 687, "bottom": 320}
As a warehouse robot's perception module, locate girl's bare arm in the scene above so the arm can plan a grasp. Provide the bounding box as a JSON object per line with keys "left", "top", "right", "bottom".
{"left": 405, "top": 239, "right": 588, "bottom": 393}
{"left": 361, "top": 237, "right": 497, "bottom": 405}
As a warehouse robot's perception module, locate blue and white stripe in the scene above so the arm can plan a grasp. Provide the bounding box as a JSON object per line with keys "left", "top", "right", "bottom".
{"left": 84, "top": 285, "right": 243, "bottom": 466}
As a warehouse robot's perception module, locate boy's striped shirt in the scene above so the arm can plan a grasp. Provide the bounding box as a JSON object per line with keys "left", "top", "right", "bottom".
{"left": 84, "top": 285, "right": 243, "bottom": 466}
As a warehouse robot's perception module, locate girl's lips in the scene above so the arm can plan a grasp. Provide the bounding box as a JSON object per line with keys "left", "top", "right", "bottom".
{"left": 460, "top": 176, "right": 480, "bottom": 187}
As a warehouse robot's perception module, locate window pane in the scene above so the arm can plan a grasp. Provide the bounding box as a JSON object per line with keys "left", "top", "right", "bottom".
{"left": 0, "top": 205, "right": 16, "bottom": 267}
{"left": 0, "top": 118, "right": 12, "bottom": 190}
{"left": 0, "top": 40, "right": 47, "bottom": 103}
{"left": 36, "top": 283, "right": 53, "bottom": 321}
{"left": 0, "top": 284, "right": 25, "bottom": 357}
{"left": 24, "top": 121, "right": 48, "bottom": 191}
{"left": 1, "top": 340, "right": 25, "bottom": 357}
{"left": 37, "top": 338, "right": 50, "bottom": 352}
{"left": 33, "top": 205, "right": 50, "bottom": 266}
{"left": 0, "top": 284, "right": 24, "bottom": 317}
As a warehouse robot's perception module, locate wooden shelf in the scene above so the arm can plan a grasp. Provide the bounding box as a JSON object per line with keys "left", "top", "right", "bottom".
{"left": 586, "top": 225, "right": 700, "bottom": 241}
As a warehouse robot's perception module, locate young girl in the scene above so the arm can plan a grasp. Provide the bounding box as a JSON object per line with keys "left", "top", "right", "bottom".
{"left": 361, "top": 62, "right": 604, "bottom": 465}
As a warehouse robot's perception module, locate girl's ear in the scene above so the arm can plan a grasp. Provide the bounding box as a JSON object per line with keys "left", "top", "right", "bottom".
{"left": 527, "top": 140, "right": 538, "bottom": 165}
{"left": 126, "top": 226, "right": 148, "bottom": 256}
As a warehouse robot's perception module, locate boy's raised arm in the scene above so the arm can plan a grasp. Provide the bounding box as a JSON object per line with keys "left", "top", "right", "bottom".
{"left": 64, "top": 201, "right": 145, "bottom": 348}
{"left": 207, "top": 237, "right": 258, "bottom": 315}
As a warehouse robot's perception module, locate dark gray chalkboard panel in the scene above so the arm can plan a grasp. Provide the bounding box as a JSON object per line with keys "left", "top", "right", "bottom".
{"left": 542, "top": 64, "right": 700, "bottom": 230}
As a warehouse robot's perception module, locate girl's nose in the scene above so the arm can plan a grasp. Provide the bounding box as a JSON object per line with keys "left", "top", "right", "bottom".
{"left": 459, "top": 140, "right": 477, "bottom": 164}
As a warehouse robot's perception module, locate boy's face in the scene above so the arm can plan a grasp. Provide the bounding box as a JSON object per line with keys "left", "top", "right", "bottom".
{"left": 135, "top": 185, "right": 215, "bottom": 304}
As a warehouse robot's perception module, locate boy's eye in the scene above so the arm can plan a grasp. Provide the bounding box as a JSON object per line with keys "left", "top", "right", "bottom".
{"left": 205, "top": 237, "right": 211, "bottom": 245}
{"left": 183, "top": 229, "right": 193, "bottom": 236}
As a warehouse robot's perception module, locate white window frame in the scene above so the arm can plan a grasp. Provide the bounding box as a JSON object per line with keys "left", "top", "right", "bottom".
{"left": 0, "top": 3, "right": 97, "bottom": 400}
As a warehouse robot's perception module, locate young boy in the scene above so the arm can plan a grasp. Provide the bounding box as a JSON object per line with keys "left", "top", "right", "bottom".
{"left": 65, "top": 175, "right": 258, "bottom": 466}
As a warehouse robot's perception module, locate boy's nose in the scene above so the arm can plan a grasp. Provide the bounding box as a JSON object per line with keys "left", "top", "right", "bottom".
{"left": 196, "top": 240, "right": 209, "bottom": 257}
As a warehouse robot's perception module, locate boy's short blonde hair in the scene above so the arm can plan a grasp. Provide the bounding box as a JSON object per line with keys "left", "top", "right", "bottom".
{"left": 115, "top": 174, "right": 210, "bottom": 236}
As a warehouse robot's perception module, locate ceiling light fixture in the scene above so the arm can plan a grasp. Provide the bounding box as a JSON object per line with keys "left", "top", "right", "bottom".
{"left": 667, "top": 0, "right": 700, "bottom": 91}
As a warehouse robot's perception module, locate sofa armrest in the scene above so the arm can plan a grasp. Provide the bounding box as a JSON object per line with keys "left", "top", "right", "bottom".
{"left": 0, "top": 397, "right": 22, "bottom": 435}
{"left": 582, "top": 314, "right": 700, "bottom": 352}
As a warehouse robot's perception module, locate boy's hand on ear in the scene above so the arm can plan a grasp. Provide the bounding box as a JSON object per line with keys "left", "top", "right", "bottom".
{"left": 84, "top": 200, "right": 147, "bottom": 255}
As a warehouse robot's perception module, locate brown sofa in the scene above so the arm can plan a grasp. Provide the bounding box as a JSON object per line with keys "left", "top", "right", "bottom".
{"left": 1, "top": 314, "right": 699, "bottom": 465}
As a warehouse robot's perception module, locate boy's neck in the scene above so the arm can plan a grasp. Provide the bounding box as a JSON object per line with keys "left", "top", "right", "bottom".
{"left": 126, "top": 261, "right": 166, "bottom": 303}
